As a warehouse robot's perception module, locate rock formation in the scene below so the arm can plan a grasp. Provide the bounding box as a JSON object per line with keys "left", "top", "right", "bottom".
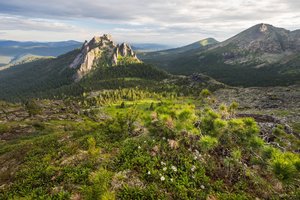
{"left": 69, "top": 34, "right": 139, "bottom": 82}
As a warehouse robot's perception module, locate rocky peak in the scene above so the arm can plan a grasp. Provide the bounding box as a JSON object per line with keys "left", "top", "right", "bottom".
{"left": 112, "top": 43, "right": 138, "bottom": 65}
{"left": 69, "top": 34, "right": 139, "bottom": 82}
{"left": 214, "top": 23, "right": 300, "bottom": 66}
{"left": 259, "top": 23, "right": 269, "bottom": 33}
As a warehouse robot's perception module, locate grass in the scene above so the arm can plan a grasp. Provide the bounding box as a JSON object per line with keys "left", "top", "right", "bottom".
{"left": 0, "top": 95, "right": 299, "bottom": 199}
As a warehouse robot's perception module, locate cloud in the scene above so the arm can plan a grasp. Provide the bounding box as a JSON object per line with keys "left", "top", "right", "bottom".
{"left": 0, "top": 0, "right": 299, "bottom": 45}
{"left": 0, "top": 15, "right": 76, "bottom": 32}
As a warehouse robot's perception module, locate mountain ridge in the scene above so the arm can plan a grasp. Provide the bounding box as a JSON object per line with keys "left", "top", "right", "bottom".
{"left": 139, "top": 23, "right": 300, "bottom": 86}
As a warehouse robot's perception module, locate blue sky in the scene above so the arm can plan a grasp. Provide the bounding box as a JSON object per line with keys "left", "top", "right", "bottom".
{"left": 0, "top": 0, "right": 299, "bottom": 46}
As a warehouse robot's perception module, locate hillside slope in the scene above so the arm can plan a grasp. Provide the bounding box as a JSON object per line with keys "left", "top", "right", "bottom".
{"left": 139, "top": 24, "right": 300, "bottom": 86}
{"left": 138, "top": 38, "right": 218, "bottom": 68}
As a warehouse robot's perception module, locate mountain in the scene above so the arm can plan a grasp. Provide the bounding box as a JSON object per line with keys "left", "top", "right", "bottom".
{"left": 0, "top": 34, "right": 226, "bottom": 102}
{"left": 0, "top": 40, "right": 81, "bottom": 67}
{"left": 132, "top": 43, "right": 172, "bottom": 52}
{"left": 0, "top": 35, "right": 168, "bottom": 101}
{"left": 138, "top": 38, "right": 218, "bottom": 67}
{"left": 139, "top": 24, "right": 300, "bottom": 86}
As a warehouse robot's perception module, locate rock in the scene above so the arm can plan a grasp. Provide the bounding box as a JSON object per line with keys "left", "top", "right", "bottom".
{"left": 69, "top": 34, "right": 140, "bottom": 82}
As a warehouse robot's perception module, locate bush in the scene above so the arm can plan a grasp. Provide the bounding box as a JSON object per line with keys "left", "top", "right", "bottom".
{"left": 82, "top": 168, "right": 113, "bottom": 200}
{"left": 199, "top": 135, "right": 219, "bottom": 152}
{"left": 25, "top": 99, "right": 42, "bottom": 116}
{"left": 271, "top": 152, "right": 300, "bottom": 183}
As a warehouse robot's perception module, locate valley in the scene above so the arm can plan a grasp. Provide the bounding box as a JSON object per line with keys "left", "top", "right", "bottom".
{"left": 0, "top": 27, "right": 299, "bottom": 199}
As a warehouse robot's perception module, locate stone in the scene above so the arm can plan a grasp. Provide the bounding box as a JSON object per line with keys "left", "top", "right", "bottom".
{"left": 69, "top": 34, "right": 140, "bottom": 82}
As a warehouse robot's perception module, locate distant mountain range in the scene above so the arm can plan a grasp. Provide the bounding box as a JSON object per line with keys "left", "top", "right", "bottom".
{"left": 0, "top": 23, "right": 300, "bottom": 102}
{"left": 131, "top": 43, "right": 173, "bottom": 52}
{"left": 0, "top": 40, "right": 82, "bottom": 67}
{"left": 138, "top": 23, "right": 300, "bottom": 86}
{"left": 0, "top": 40, "right": 172, "bottom": 67}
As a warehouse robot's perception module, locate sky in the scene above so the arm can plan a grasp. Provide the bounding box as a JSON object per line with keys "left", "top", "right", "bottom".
{"left": 0, "top": 0, "right": 299, "bottom": 46}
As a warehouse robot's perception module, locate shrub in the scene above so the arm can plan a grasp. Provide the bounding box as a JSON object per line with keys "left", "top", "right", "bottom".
{"left": 199, "top": 136, "right": 219, "bottom": 152}
{"left": 82, "top": 168, "right": 113, "bottom": 200}
{"left": 25, "top": 99, "right": 42, "bottom": 116}
{"left": 271, "top": 152, "right": 300, "bottom": 183}
{"left": 200, "top": 109, "right": 220, "bottom": 134}
{"left": 200, "top": 89, "right": 211, "bottom": 98}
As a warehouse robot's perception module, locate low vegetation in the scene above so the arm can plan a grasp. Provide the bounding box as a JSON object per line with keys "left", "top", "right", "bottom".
{"left": 0, "top": 89, "right": 299, "bottom": 199}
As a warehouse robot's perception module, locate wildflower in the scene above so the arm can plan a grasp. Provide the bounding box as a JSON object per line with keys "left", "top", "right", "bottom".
{"left": 193, "top": 156, "right": 198, "bottom": 160}
{"left": 192, "top": 175, "right": 195, "bottom": 179}
{"left": 152, "top": 139, "right": 155, "bottom": 142}
{"left": 160, "top": 176, "right": 165, "bottom": 181}
{"left": 147, "top": 171, "right": 151, "bottom": 175}
{"left": 163, "top": 167, "right": 167, "bottom": 171}
{"left": 191, "top": 165, "right": 196, "bottom": 172}
{"left": 161, "top": 161, "right": 166, "bottom": 166}
{"left": 170, "top": 178, "right": 173, "bottom": 182}
{"left": 144, "top": 140, "right": 146, "bottom": 143}
{"left": 171, "top": 165, "right": 177, "bottom": 172}
{"left": 200, "top": 185, "right": 205, "bottom": 189}
{"left": 162, "top": 137, "right": 166, "bottom": 140}
{"left": 138, "top": 146, "right": 141, "bottom": 149}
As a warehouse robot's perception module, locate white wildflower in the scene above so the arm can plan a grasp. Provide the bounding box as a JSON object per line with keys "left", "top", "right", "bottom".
{"left": 161, "top": 161, "right": 166, "bottom": 166}
{"left": 200, "top": 185, "right": 205, "bottom": 189}
{"left": 162, "top": 137, "right": 166, "bottom": 140}
{"left": 194, "top": 156, "right": 198, "bottom": 160}
{"left": 144, "top": 140, "right": 146, "bottom": 143}
{"left": 160, "top": 176, "right": 165, "bottom": 181}
{"left": 138, "top": 146, "right": 141, "bottom": 149}
{"left": 163, "top": 167, "right": 167, "bottom": 171}
{"left": 147, "top": 171, "right": 151, "bottom": 175}
{"left": 191, "top": 165, "right": 196, "bottom": 172}
{"left": 170, "top": 178, "right": 173, "bottom": 182}
{"left": 171, "top": 166, "right": 177, "bottom": 172}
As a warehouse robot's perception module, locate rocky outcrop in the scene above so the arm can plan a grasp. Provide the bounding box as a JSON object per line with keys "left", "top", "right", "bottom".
{"left": 112, "top": 43, "right": 138, "bottom": 65}
{"left": 69, "top": 34, "right": 139, "bottom": 82}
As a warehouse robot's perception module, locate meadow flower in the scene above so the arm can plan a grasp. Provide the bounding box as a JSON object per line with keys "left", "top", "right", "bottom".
{"left": 138, "top": 146, "right": 141, "bottom": 149}
{"left": 163, "top": 167, "right": 167, "bottom": 171}
{"left": 162, "top": 137, "right": 166, "bottom": 140}
{"left": 147, "top": 171, "right": 151, "bottom": 175}
{"left": 144, "top": 140, "right": 146, "bottom": 143}
{"left": 171, "top": 165, "right": 177, "bottom": 172}
{"left": 200, "top": 185, "right": 205, "bottom": 189}
{"left": 191, "top": 165, "right": 196, "bottom": 172}
{"left": 170, "top": 178, "right": 173, "bottom": 182}
{"left": 160, "top": 176, "right": 165, "bottom": 181}
{"left": 161, "top": 161, "right": 166, "bottom": 166}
